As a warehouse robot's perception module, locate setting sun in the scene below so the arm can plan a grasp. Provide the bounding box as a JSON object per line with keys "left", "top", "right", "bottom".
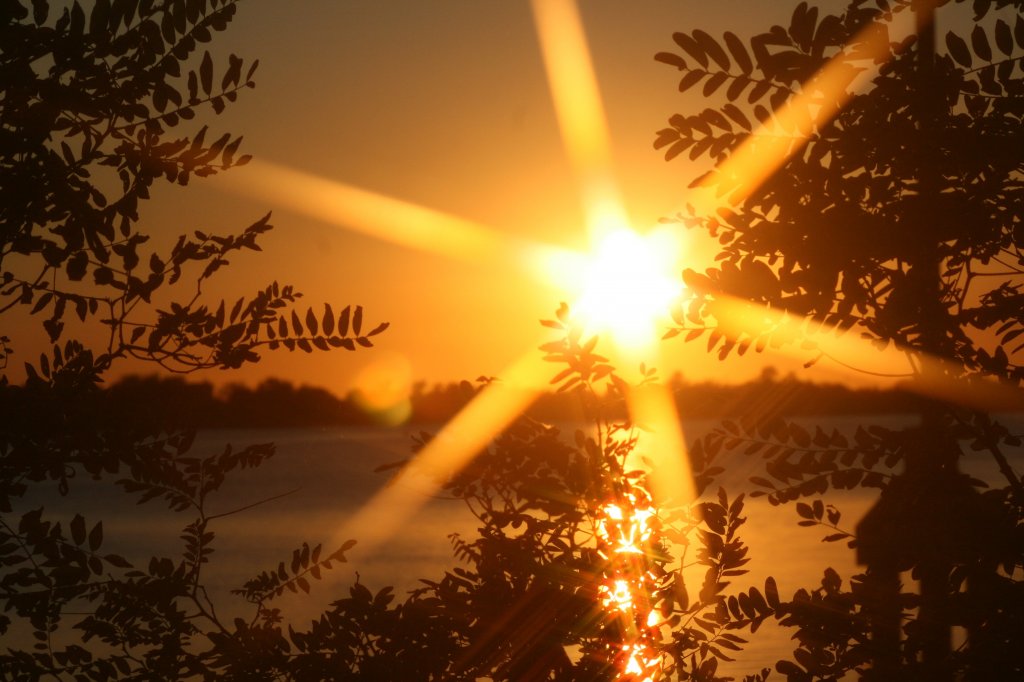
{"left": 571, "top": 226, "right": 683, "bottom": 349}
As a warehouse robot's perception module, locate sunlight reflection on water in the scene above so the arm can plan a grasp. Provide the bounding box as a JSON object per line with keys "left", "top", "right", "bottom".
{"left": 17, "top": 414, "right": 1021, "bottom": 675}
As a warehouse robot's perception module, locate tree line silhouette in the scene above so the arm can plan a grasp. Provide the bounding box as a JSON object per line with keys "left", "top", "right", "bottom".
{"left": 82, "top": 368, "right": 971, "bottom": 429}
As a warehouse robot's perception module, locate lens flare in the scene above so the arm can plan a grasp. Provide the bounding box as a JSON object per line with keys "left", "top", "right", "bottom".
{"left": 351, "top": 352, "right": 414, "bottom": 426}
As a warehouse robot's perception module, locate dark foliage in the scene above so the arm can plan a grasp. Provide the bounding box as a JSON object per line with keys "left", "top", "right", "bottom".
{"left": 0, "top": 1, "right": 383, "bottom": 677}
{"left": 655, "top": 0, "right": 1024, "bottom": 678}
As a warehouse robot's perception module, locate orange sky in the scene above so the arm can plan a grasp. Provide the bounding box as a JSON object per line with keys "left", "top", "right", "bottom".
{"left": 16, "top": 1, "right": 925, "bottom": 395}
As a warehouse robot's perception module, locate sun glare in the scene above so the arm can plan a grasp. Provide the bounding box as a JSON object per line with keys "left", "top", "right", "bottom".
{"left": 211, "top": 2, "right": 960, "bottom": 678}
{"left": 572, "top": 226, "right": 682, "bottom": 350}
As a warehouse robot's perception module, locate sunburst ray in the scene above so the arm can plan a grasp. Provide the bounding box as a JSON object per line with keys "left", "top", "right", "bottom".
{"left": 693, "top": 293, "right": 1024, "bottom": 411}
{"left": 330, "top": 349, "right": 550, "bottom": 558}
{"left": 688, "top": 11, "right": 906, "bottom": 213}
{"left": 624, "top": 347, "right": 697, "bottom": 511}
{"left": 220, "top": 159, "right": 582, "bottom": 283}
{"left": 530, "top": 0, "right": 628, "bottom": 241}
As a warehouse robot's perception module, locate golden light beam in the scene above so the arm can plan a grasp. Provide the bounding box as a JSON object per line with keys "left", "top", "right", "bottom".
{"left": 705, "top": 294, "right": 1024, "bottom": 412}
{"left": 688, "top": 13, "right": 901, "bottom": 213}
{"left": 330, "top": 349, "right": 551, "bottom": 558}
{"left": 220, "top": 159, "right": 583, "bottom": 284}
{"left": 531, "top": 0, "right": 701, "bottom": 513}
{"left": 623, "top": 347, "right": 697, "bottom": 511}
{"left": 707, "top": 296, "right": 915, "bottom": 377}
{"left": 530, "top": 0, "right": 629, "bottom": 241}
{"left": 909, "top": 353, "right": 1024, "bottom": 413}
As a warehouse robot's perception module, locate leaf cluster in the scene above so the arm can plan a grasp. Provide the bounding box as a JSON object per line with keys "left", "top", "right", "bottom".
{"left": 1, "top": 2, "right": 388, "bottom": 678}
{"left": 657, "top": 0, "right": 1024, "bottom": 385}
{"left": 655, "top": 1, "right": 1024, "bottom": 677}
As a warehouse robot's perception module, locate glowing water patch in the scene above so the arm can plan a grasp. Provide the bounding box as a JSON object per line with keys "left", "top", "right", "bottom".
{"left": 595, "top": 485, "right": 663, "bottom": 680}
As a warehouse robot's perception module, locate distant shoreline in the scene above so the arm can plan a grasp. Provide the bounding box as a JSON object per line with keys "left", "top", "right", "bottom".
{"left": 89, "top": 370, "right": 1022, "bottom": 429}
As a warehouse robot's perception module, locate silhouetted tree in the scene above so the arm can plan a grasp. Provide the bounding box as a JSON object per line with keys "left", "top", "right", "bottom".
{"left": 656, "top": 0, "right": 1023, "bottom": 677}
{"left": 200, "top": 309, "right": 780, "bottom": 681}
{"left": 0, "top": 1, "right": 384, "bottom": 677}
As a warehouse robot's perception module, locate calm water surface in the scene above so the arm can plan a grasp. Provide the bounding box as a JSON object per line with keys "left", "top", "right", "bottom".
{"left": 16, "top": 414, "right": 1022, "bottom": 676}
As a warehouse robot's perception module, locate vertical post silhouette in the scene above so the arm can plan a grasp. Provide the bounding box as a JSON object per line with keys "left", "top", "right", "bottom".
{"left": 856, "top": 2, "right": 990, "bottom": 678}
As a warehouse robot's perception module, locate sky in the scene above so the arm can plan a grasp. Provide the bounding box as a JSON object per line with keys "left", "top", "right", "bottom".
{"left": 105, "top": 1, "right": 913, "bottom": 395}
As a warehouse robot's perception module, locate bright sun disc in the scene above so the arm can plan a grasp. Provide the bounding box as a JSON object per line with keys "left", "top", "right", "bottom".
{"left": 573, "top": 227, "right": 682, "bottom": 349}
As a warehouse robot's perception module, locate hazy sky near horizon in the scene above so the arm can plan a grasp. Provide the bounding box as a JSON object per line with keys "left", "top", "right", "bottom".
{"left": 101, "top": 1, "right": 911, "bottom": 395}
